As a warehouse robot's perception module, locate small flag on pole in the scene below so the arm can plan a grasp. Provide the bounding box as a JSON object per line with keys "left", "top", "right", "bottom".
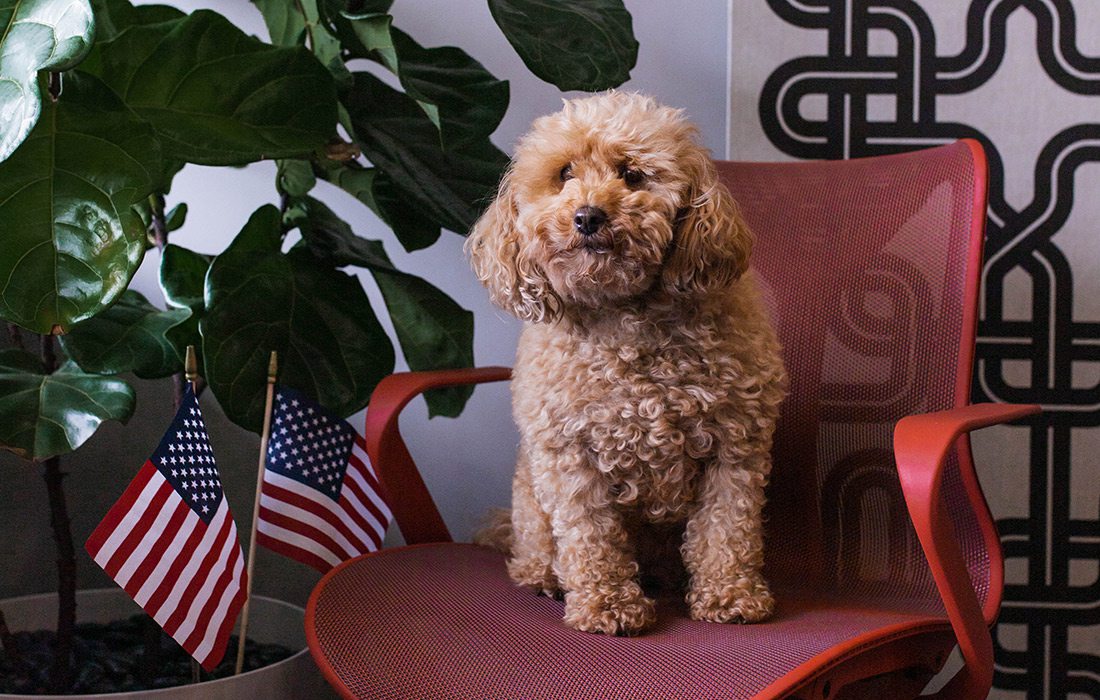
{"left": 256, "top": 385, "right": 392, "bottom": 572}
{"left": 85, "top": 385, "right": 247, "bottom": 672}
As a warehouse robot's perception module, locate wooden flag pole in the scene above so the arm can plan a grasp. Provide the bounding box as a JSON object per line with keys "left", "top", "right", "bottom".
{"left": 184, "top": 345, "right": 199, "bottom": 387}
{"left": 235, "top": 351, "right": 278, "bottom": 675}
{"left": 184, "top": 346, "right": 202, "bottom": 685}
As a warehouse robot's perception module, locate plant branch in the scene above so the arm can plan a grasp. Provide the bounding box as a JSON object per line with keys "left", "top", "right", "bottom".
{"left": 42, "top": 454, "right": 76, "bottom": 693}
{"left": 292, "top": 0, "right": 315, "bottom": 51}
{"left": 324, "top": 140, "right": 360, "bottom": 162}
{"left": 47, "top": 72, "right": 62, "bottom": 102}
{"left": 149, "top": 194, "right": 185, "bottom": 408}
{"left": 40, "top": 333, "right": 56, "bottom": 370}
{"left": 40, "top": 335, "right": 76, "bottom": 693}
{"left": 149, "top": 194, "right": 170, "bottom": 249}
{"left": 0, "top": 607, "right": 21, "bottom": 664}
{"left": 6, "top": 323, "right": 24, "bottom": 350}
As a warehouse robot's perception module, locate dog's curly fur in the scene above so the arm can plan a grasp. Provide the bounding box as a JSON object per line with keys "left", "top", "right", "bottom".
{"left": 466, "top": 92, "right": 787, "bottom": 636}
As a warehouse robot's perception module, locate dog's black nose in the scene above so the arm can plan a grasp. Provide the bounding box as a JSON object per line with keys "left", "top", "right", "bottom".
{"left": 573, "top": 206, "right": 607, "bottom": 236}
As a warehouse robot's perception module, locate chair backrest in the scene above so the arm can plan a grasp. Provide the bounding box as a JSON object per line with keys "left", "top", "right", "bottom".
{"left": 717, "top": 141, "right": 996, "bottom": 615}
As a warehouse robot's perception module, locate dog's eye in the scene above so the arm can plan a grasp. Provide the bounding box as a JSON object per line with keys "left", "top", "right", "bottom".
{"left": 559, "top": 164, "right": 573, "bottom": 182}
{"left": 621, "top": 167, "right": 645, "bottom": 187}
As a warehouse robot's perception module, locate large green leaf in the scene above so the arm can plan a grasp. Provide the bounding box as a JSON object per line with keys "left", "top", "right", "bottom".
{"left": 201, "top": 205, "right": 395, "bottom": 432}
{"left": 0, "top": 352, "right": 135, "bottom": 461}
{"left": 89, "top": 0, "right": 182, "bottom": 42}
{"left": 345, "top": 14, "right": 508, "bottom": 149}
{"left": 293, "top": 196, "right": 474, "bottom": 417}
{"left": 80, "top": 9, "right": 338, "bottom": 165}
{"left": 370, "top": 170, "right": 441, "bottom": 251}
{"left": 276, "top": 159, "right": 317, "bottom": 198}
{"left": 59, "top": 289, "right": 190, "bottom": 378}
{"left": 319, "top": 163, "right": 439, "bottom": 251}
{"left": 0, "top": 347, "right": 45, "bottom": 373}
{"left": 487, "top": 0, "right": 637, "bottom": 91}
{"left": 314, "top": 0, "right": 390, "bottom": 65}
{"left": 158, "top": 243, "right": 210, "bottom": 373}
{"left": 389, "top": 27, "right": 508, "bottom": 148}
{"left": 0, "top": 0, "right": 95, "bottom": 162}
{"left": 159, "top": 243, "right": 210, "bottom": 310}
{"left": 317, "top": 0, "right": 391, "bottom": 31}
{"left": 344, "top": 71, "right": 507, "bottom": 235}
{"left": 252, "top": 0, "right": 350, "bottom": 90}
{"left": 83, "top": 0, "right": 185, "bottom": 189}
{"left": 0, "top": 71, "right": 159, "bottom": 334}
{"left": 250, "top": 0, "right": 303, "bottom": 45}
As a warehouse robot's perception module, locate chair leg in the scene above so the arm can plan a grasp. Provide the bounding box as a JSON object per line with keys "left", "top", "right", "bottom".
{"left": 919, "top": 667, "right": 988, "bottom": 700}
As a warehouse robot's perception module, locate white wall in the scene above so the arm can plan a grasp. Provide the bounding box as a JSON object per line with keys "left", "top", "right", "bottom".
{"left": 0, "top": 0, "right": 729, "bottom": 604}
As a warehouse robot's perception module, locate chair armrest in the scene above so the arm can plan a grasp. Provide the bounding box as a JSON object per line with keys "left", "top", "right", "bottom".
{"left": 364, "top": 367, "right": 512, "bottom": 545}
{"left": 893, "top": 402, "right": 1039, "bottom": 700}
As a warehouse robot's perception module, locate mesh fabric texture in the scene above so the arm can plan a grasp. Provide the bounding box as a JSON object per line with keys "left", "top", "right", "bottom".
{"left": 313, "top": 545, "right": 946, "bottom": 700}
{"left": 721, "top": 142, "right": 986, "bottom": 608}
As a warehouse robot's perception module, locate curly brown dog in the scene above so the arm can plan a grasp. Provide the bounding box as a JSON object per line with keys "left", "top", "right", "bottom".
{"left": 466, "top": 92, "right": 786, "bottom": 636}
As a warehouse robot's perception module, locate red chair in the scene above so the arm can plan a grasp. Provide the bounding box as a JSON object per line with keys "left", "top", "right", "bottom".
{"left": 306, "top": 140, "right": 1039, "bottom": 699}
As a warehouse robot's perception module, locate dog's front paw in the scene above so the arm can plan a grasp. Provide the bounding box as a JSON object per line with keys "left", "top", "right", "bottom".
{"left": 507, "top": 555, "right": 560, "bottom": 598}
{"left": 563, "top": 584, "right": 656, "bottom": 636}
{"left": 688, "top": 576, "right": 775, "bottom": 624}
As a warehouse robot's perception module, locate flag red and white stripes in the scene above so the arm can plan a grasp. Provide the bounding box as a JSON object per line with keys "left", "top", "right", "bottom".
{"left": 85, "top": 386, "right": 246, "bottom": 672}
{"left": 256, "top": 386, "right": 392, "bottom": 572}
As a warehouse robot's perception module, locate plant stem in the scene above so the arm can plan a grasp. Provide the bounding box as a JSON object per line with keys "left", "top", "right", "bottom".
{"left": 40, "top": 333, "right": 55, "bottom": 370}
{"left": 148, "top": 194, "right": 185, "bottom": 408}
{"left": 42, "top": 455, "right": 76, "bottom": 693}
{"left": 47, "top": 72, "right": 62, "bottom": 102}
{"left": 6, "top": 323, "right": 24, "bottom": 350}
{"left": 0, "top": 607, "right": 21, "bottom": 664}
{"left": 39, "top": 334, "right": 76, "bottom": 692}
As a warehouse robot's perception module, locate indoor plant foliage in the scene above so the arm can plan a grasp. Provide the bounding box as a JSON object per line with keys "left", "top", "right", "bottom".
{"left": 0, "top": 0, "right": 638, "bottom": 693}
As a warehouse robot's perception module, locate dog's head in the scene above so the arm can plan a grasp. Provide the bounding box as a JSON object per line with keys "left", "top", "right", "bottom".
{"left": 466, "top": 92, "right": 752, "bottom": 323}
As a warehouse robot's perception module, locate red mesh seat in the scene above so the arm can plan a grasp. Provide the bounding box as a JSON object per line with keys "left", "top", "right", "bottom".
{"left": 306, "top": 140, "right": 1038, "bottom": 699}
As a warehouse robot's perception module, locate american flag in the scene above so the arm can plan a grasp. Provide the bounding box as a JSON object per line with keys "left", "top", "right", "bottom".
{"left": 85, "top": 386, "right": 246, "bottom": 672}
{"left": 255, "top": 385, "right": 392, "bottom": 572}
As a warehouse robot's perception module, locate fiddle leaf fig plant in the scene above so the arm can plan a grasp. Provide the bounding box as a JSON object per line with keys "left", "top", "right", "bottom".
{"left": 0, "top": 0, "right": 638, "bottom": 691}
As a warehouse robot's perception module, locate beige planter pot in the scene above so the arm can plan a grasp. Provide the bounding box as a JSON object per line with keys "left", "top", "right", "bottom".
{"left": 0, "top": 589, "right": 337, "bottom": 699}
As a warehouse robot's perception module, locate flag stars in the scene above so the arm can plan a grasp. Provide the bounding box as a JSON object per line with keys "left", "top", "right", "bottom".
{"left": 152, "top": 395, "right": 225, "bottom": 522}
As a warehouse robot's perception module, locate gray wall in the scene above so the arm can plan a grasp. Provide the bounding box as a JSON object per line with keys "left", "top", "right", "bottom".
{"left": 0, "top": 0, "right": 729, "bottom": 607}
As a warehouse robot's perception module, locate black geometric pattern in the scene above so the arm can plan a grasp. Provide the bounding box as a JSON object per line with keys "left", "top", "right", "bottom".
{"left": 754, "top": 1, "right": 1100, "bottom": 697}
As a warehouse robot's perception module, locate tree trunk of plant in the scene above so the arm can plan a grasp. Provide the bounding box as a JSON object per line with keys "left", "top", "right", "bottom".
{"left": 6, "top": 322, "right": 24, "bottom": 350}
{"left": 0, "top": 607, "right": 21, "bottom": 663}
{"left": 39, "top": 334, "right": 77, "bottom": 693}
{"left": 42, "top": 455, "right": 76, "bottom": 693}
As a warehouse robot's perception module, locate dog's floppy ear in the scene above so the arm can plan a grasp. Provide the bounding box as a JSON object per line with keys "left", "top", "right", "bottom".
{"left": 661, "top": 151, "right": 753, "bottom": 297}
{"left": 466, "top": 168, "right": 560, "bottom": 322}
